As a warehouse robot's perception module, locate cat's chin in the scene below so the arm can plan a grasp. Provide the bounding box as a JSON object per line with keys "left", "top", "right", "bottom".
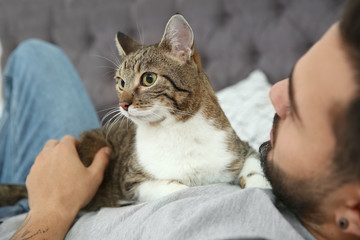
{"left": 130, "top": 116, "right": 167, "bottom": 126}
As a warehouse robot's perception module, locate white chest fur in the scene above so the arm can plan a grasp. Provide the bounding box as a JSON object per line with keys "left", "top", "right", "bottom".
{"left": 136, "top": 111, "right": 235, "bottom": 186}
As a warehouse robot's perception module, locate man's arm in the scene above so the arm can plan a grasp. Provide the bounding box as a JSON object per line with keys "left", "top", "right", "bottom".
{"left": 11, "top": 135, "right": 110, "bottom": 240}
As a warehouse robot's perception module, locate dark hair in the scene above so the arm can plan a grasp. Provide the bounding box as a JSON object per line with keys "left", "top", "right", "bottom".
{"left": 334, "top": 0, "right": 360, "bottom": 182}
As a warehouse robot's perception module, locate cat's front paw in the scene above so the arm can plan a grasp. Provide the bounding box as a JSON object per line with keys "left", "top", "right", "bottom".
{"left": 239, "top": 156, "right": 271, "bottom": 189}
{"left": 136, "top": 180, "right": 189, "bottom": 202}
{"left": 239, "top": 172, "right": 271, "bottom": 189}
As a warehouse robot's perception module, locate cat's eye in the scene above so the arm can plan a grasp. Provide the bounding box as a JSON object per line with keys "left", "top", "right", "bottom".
{"left": 118, "top": 79, "right": 125, "bottom": 91}
{"left": 141, "top": 73, "right": 157, "bottom": 87}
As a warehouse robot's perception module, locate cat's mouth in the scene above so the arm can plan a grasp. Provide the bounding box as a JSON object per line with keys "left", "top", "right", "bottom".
{"left": 121, "top": 107, "right": 166, "bottom": 124}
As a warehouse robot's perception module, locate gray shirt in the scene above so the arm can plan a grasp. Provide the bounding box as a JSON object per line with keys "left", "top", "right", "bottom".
{"left": 0, "top": 184, "right": 316, "bottom": 240}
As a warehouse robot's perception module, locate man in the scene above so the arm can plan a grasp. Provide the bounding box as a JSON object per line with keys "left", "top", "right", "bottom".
{"left": 2, "top": 0, "right": 360, "bottom": 239}
{"left": 260, "top": 0, "right": 360, "bottom": 238}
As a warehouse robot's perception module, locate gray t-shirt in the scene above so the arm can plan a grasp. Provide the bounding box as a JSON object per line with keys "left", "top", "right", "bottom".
{"left": 0, "top": 184, "right": 316, "bottom": 240}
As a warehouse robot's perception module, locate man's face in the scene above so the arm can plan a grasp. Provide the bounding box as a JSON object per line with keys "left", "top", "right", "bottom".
{"left": 260, "top": 23, "right": 356, "bottom": 222}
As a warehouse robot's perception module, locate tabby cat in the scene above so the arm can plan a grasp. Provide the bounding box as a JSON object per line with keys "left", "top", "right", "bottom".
{"left": 0, "top": 14, "right": 269, "bottom": 211}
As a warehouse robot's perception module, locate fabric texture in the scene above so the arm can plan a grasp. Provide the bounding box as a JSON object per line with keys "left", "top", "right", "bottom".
{"left": 0, "top": 198, "right": 28, "bottom": 221}
{"left": 1, "top": 186, "right": 315, "bottom": 240}
{"left": 0, "top": 39, "right": 100, "bottom": 219}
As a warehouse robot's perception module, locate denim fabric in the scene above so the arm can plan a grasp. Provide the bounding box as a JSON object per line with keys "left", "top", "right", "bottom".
{"left": 0, "top": 39, "right": 101, "bottom": 219}
{"left": 0, "top": 198, "right": 28, "bottom": 220}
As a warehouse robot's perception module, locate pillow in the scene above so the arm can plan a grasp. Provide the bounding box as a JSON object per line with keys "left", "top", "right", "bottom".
{"left": 216, "top": 69, "right": 275, "bottom": 150}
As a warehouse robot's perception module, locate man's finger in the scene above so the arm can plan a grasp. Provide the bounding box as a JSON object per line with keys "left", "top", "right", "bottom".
{"left": 61, "top": 135, "right": 80, "bottom": 145}
{"left": 43, "top": 139, "right": 59, "bottom": 150}
{"left": 60, "top": 135, "right": 80, "bottom": 154}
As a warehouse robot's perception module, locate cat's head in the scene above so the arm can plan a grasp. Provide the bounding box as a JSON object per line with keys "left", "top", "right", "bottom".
{"left": 114, "top": 14, "right": 213, "bottom": 125}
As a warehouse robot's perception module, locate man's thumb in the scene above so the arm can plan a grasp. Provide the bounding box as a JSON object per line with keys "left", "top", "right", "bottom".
{"left": 89, "top": 147, "right": 110, "bottom": 175}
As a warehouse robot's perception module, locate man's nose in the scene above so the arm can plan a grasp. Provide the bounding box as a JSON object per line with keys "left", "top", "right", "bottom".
{"left": 269, "top": 79, "right": 290, "bottom": 120}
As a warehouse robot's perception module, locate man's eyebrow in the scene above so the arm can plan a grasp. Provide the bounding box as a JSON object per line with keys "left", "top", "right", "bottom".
{"left": 288, "top": 65, "right": 302, "bottom": 122}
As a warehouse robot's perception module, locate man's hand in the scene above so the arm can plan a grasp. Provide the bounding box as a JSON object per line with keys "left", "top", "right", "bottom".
{"left": 11, "top": 135, "right": 110, "bottom": 240}
{"left": 27, "top": 135, "right": 110, "bottom": 217}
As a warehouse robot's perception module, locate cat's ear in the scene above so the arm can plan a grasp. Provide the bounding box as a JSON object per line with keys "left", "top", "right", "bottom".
{"left": 115, "top": 32, "right": 142, "bottom": 57}
{"left": 160, "top": 14, "right": 194, "bottom": 63}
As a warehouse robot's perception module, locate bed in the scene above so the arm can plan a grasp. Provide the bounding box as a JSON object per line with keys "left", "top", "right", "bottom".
{"left": 0, "top": 0, "right": 344, "bottom": 239}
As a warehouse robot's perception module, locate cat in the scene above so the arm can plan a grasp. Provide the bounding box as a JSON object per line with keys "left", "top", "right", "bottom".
{"left": 0, "top": 14, "right": 269, "bottom": 211}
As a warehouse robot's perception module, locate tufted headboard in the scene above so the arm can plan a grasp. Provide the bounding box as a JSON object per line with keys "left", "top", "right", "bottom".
{"left": 0, "top": 0, "right": 344, "bottom": 115}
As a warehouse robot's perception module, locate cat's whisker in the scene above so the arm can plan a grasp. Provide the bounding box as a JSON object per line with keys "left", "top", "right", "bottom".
{"left": 97, "top": 104, "right": 120, "bottom": 113}
{"left": 101, "top": 111, "right": 120, "bottom": 125}
{"left": 111, "top": 51, "right": 123, "bottom": 68}
{"left": 99, "top": 108, "right": 119, "bottom": 116}
{"left": 96, "top": 65, "right": 118, "bottom": 71}
{"left": 136, "top": 21, "right": 145, "bottom": 46}
{"left": 105, "top": 44, "right": 121, "bottom": 67}
{"left": 108, "top": 44, "right": 122, "bottom": 67}
{"left": 93, "top": 54, "right": 120, "bottom": 69}
{"left": 104, "top": 104, "right": 120, "bottom": 108}
{"left": 103, "top": 112, "right": 123, "bottom": 129}
{"left": 101, "top": 108, "right": 120, "bottom": 121}
{"left": 100, "top": 70, "right": 117, "bottom": 78}
{"left": 109, "top": 111, "right": 126, "bottom": 125}
{"left": 105, "top": 113, "right": 126, "bottom": 140}
{"left": 102, "top": 105, "right": 121, "bottom": 114}
{"left": 122, "top": 115, "right": 134, "bottom": 131}
{"left": 118, "top": 115, "right": 129, "bottom": 131}
{"left": 101, "top": 108, "right": 122, "bottom": 126}
{"left": 104, "top": 112, "right": 121, "bottom": 134}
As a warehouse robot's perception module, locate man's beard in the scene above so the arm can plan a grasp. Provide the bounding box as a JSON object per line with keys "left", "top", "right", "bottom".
{"left": 259, "top": 114, "right": 331, "bottom": 224}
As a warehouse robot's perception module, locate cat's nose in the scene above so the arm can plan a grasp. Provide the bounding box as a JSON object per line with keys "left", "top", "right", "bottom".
{"left": 119, "top": 100, "right": 132, "bottom": 111}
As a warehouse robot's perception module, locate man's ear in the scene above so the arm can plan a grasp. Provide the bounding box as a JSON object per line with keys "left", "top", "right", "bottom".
{"left": 334, "top": 183, "right": 360, "bottom": 236}
{"left": 115, "top": 32, "right": 142, "bottom": 57}
{"left": 159, "top": 14, "right": 194, "bottom": 63}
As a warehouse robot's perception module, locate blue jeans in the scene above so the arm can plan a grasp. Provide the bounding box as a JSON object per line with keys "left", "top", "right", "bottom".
{"left": 0, "top": 39, "right": 100, "bottom": 219}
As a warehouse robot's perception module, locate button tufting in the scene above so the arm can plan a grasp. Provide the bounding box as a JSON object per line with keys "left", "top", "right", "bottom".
{"left": 273, "top": 0, "right": 286, "bottom": 16}
{"left": 248, "top": 46, "right": 260, "bottom": 65}
{"left": 86, "top": 32, "right": 95, "bottom": 49}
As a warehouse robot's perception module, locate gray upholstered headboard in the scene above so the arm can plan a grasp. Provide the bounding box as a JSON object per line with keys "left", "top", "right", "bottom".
{"left": 0, "top": 0, "right": 344, "bottom": 114}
